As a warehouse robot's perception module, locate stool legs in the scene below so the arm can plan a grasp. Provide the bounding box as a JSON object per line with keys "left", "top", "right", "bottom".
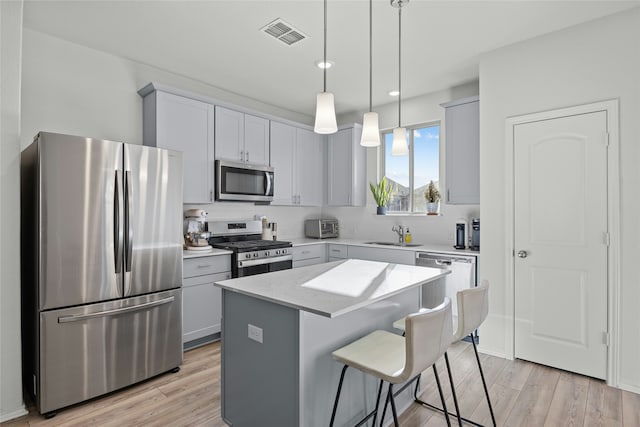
{"left": 432, "top": 364, "right": 452, "bottom": 427}
{"left": 330, "top": 366, "right": 386, "bottom": 427}
{"left": 329, "top": 365, "right": 348, "bottom": 427}
{"left": 369, "top": 379, "right": 384, "bottom": 427}
{"left": 471, "top": 334, "right": 496, "bottom": 427}
{"left": 444, "top": 352, "right": 463, "bottom": 427}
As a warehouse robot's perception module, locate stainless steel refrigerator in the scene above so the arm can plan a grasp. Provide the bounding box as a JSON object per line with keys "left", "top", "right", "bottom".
{"left": 21, "top": 132, "right": 184, "bottom": 416}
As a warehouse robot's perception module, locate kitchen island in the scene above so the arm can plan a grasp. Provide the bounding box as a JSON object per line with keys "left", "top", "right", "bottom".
{"left": 215, "top": 259, "right": 449, "bottom": 427}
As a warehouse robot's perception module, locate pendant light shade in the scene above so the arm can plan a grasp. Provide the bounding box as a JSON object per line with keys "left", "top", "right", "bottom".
{"left": 314, "top": 92, "right": 338, "bottom": 134}
{"left": 391, "top": 127, "right": 408, "bottom": 155}
{"left": 361, "top": 112, "right": 381, "bottom": 147}
{"left": 360, "top": 0, "right": 380, "bottom": 147}
{"left": 391, "top": 0, "right": 408, "bottom": 156}
{"left": 314, "top": 0, "right": 337, "bottom": 135}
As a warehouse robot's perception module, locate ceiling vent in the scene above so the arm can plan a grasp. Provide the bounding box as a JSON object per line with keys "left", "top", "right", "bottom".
{"left": 261, "top": 19, "right": 307, "bottom": 46}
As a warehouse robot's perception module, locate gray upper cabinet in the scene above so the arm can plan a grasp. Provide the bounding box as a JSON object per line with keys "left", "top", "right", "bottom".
{"left": 441, "top": 96, "right": 479, "bottom": 204}
{"left": 140, "top": 89, "right": 215, "bottom": 204}
{"left": 215, "top": 106, "right": 269, "bottom": 166}
{"left": 327, "top": 124, "right": 366, "bottom": 206}
{"left": 270, "top": 122, "right": 324, "bottom": 206}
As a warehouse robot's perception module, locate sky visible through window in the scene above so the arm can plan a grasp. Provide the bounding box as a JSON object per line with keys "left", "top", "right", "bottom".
{"left": 384, "top": 124, "right": 440, "bottom": 212}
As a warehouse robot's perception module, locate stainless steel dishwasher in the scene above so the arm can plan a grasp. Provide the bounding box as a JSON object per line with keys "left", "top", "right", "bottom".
{"left": 416, "top": 252, "right": 477, "bottom": 317}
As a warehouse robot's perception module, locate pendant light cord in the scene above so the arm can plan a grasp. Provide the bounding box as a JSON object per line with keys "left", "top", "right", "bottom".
{"left": 369, "top": 0, "right": 373, "bottom": 113}
{"left": 398, "top": 5, "right": 402, "bottom": 128}
{"left": 323, "top": 0, "right": 327, "bottom": 93}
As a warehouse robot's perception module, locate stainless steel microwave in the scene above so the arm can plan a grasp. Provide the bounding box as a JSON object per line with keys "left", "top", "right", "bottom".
{"left": 215, "top": 160, "right": 274, "bottom": 202}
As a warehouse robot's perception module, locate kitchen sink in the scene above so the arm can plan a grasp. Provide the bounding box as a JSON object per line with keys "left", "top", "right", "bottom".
{"left": 364, "top": 241, "right": 423, "bottom": 247}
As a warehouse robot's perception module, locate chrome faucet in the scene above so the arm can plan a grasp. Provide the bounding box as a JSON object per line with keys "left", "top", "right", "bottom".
{"left": 392, "top": 225, "right": 405, "bottom": 246}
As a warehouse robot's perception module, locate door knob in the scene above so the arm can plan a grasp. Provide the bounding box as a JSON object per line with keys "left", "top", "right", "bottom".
{"left": 517, "top": 250, "right": 528, "bottom": 258}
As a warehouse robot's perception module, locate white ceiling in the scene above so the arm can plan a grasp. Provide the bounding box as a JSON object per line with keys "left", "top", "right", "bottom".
{"left": 22, "top": 0, "right": 640, "bottom": 118}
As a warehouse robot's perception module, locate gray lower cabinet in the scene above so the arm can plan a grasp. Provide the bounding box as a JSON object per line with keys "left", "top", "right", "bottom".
{"left": 292, "top": 244, "right": 327, "bottom": 268}
{"left": 347, "top": 245, "right": 415, "bottom": 265}
{"left": 183, "top": 255, "right": 231, "bottom": 350}
{"left": 326, "top": 243, "right": 415, "bottom": 265}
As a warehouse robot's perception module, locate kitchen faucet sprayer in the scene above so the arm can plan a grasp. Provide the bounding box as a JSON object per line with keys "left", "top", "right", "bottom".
{"left": 392, "top": 225, "right": 405, "bottom": 246}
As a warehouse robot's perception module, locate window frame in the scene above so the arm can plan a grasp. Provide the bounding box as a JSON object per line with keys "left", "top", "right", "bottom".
{"left": 380, "top": 120, "right": 441, "bottom": 213}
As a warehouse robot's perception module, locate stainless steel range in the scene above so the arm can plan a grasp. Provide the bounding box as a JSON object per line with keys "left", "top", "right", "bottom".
{"left": 208, "top": 220, "right": 292, "bottom": 277}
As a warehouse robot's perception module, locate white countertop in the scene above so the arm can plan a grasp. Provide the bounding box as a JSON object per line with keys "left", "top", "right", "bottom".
{"left": 214, "top": 259, "right": 449, "bottom": 318}
{"left": 183, "top": 248, "right": 232, "bottom": 259}
{"left": 289, "top": 238, "right": 480, "bottom": 257}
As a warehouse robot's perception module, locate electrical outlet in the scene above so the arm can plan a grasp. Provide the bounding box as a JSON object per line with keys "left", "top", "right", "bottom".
{"left": 248, "top": 324, "right": 263, "bottom": 343}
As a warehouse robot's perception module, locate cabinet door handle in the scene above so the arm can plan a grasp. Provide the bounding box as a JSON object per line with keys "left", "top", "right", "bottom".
{"left": 240, "top": 150, "right": 244, "bottom": 162}
{"left": 246, "top": 151, "right": 249, "bottom": 162}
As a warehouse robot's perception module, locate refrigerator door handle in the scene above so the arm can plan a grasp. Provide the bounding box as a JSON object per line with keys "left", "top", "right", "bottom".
{"left": 125, "top": 170, "right": 133, "bottom": 272}
{"left": 114, "top": 170, "right": 124, "bottom": 274}
{"left": 57, "top": 296, "right": 175, "bottom": 323}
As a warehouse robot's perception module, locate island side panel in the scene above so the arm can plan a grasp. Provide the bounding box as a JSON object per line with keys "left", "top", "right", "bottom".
{"left": 299, "top": 287, "right": 420, "bottom": 427}
{"left": 221, "top": 290, "right": 299, "bottom": 427}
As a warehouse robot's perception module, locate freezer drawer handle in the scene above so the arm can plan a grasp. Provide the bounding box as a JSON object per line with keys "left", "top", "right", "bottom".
{"left": 57, "top": 296, "right": 175, "bottom": 323}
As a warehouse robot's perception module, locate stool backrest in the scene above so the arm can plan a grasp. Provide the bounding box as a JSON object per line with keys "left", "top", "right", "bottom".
{"left": 401, "top": 297, "right": 452, "bottom": 382}
{"left": 453, "top": 279, "right": 490, "bottom": 342}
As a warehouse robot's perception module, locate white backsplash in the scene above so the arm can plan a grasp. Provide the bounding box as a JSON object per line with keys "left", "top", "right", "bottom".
{"left": 184, "top": 202, "right": 322, "bottom": 240}
{"left": 187, "top": 201, "right": 478, "bottom": 246}
{"left": 321, "top": 204, "right": 480, "bottom": 247}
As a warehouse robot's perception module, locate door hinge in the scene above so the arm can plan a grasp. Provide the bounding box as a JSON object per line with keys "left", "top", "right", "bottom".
{"left": 603, "top": 232, "right": 610, "bottom": 246}
{"left": 603, "top": 331, "right": 610, "bottom": 346}
{"left": 604, "top": 132, "right": 610, "bottom": 147}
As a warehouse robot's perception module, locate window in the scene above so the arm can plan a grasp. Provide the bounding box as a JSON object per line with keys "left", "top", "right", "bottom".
{"left": 382, "top": 123, "right": 440, "bottom": 213}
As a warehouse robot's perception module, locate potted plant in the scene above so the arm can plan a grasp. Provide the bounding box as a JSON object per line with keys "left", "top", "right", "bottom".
{"left": 424, "top": 180, "right": 440, "bottom": 215}
{"left": 370, "top": 177, "right": 393, "bottom": 215}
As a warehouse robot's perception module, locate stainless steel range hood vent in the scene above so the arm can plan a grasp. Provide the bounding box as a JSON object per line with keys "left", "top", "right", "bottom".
{"left": 261, "top": 18, "right": 306, "bottom": 45}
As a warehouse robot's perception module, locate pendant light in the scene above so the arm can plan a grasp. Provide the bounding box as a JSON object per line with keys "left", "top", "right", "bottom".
{"left": 360, "top": 0, "right": 380, "bottom": 147}
{"left": 314, "top": 0, "right": 338, "bottom": 134}
{"left": 390, "top": 0, "right": 409, "bottom": 156}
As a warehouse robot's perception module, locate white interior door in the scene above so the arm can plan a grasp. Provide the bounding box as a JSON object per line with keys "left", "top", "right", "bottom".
{"left": 514, "top": 111, "right": 608, "bottom": 379}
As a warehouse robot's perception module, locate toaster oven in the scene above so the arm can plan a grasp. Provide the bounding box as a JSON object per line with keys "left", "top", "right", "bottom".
{"left": 304, "top": 219, "right": 339, "bottom": 239}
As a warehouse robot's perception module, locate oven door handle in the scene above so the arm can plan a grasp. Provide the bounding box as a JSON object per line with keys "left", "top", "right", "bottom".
{"left": 238, "top": 254, "right": 292, "bottom": 268}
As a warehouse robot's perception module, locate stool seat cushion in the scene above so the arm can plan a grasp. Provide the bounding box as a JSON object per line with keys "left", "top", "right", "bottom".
{"left": 332, "top": 330, "right": 406, "bottom": 384}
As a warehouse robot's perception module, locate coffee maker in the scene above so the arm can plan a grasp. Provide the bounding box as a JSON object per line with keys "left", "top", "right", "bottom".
{"left": 454, "top": 219, "right": 467, "bottom": 249}
{"left": 184, "top": 209, "right": 211, "bottom": 250}
{"left": 469, "top": 218, "right": 480, "bottom": 251}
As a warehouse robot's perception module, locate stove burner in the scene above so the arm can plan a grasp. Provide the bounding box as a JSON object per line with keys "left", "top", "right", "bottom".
{"left": 211, "top": 239, "right": 291, "bottom": 252}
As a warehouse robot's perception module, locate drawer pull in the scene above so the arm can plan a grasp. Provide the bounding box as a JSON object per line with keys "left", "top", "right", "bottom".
{"left": 331, "top": 248, "right": 341, "bottom": 252}
{"left": 197, "top": 264, "right": 211, "bottom": 269}
{"left": 302, "top": 250, "right": 310, "bottom": 254}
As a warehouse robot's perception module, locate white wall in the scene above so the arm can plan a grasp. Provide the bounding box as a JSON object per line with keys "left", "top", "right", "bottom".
{"left": 330, "top": 83, "right": 480, "bottom": 245}
{"left": 20, "top": 29, "right": 322, "bottom": 239}
{"left": 0, "top": 0, "right": 28, "bottom": 422}
{"left": 20, "top": 29, "right": 313, "bottom": 150}
{"left": 479, "top": 8, "right": 640, "bottom": 391}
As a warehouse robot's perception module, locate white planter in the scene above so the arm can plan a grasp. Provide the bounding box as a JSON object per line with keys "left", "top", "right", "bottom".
{"left": 426, "top": 202, "right": 439, "bottom": 215}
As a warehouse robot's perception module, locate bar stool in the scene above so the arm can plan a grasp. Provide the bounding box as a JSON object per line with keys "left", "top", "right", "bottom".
{"left": 329, "top": 298, "right": 453, "bottom": 427}
{"left": 392, "top": 280, "right": 495, "bottom": 427}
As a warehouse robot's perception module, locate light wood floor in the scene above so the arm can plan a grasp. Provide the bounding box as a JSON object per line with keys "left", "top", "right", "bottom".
{"left": 3, "top": 340, "right": 639, "bottom": 427}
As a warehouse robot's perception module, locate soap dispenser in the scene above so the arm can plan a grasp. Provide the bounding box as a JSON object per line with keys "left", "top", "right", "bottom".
{"left": 404, "top": 228, "right": 412, "bottom": 244}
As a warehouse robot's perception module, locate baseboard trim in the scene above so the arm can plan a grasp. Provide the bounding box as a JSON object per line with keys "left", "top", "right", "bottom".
{"left": 618, "top": 382, "right": 640, "bottom": 394}
{"left": 0, "top": 406, "right": 28, "bottom": 423}
{"left": 476, "top": 345, "right": 507, "bottom": 360}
